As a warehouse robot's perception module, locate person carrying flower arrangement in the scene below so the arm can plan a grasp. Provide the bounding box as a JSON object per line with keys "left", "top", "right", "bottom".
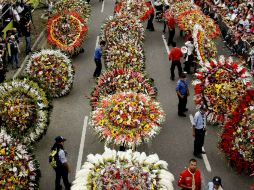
{"left": 93, "top": 40, "right": 106, "bottom": 78}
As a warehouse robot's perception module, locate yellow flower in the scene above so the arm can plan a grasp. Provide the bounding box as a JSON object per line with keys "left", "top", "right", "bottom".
{"left": 150, "top": 114, "right": 155, "bottom": 119}
{"left": 111, "top": 129, "right": 118, "bottom": 137}
{"left": 144, "top": 124, "right": 150, "bottom": 131}
{"left": 0, "top": 148, "right": 5, "bottom": 155}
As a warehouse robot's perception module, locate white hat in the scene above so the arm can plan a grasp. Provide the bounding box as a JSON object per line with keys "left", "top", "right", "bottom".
{"left": 181, "top": 46, "right": 188, "bottom": 54}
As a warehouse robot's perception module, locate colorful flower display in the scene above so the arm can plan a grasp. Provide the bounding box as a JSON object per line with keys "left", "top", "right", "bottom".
{"left": 47, "top": 12, "right": 88, "bottom": 54}
{"left": 101, "top": 15, "right": 144, "bottom": 47}
{"left": 90, "top": 68, "right": 157, "bottom": 109}
{"left": 90, "top": 92, "right": 165, "bottom": 148}
{"left": 193, "top": 24, "right": 218, "bottom": 65}
{"left": 177, "top": 10, "right": 220, "bottom": 39}
{"left": 72, "top": 147, "right": 174, "bottom": 190}
{"left": 220, "top": 90, "right": 254, "bottom": 174}
{"left": 104, "top": 43, "right": 145, "bottom": 71}
{"left": 169, "top": 1, "right": 199, "bottom": 18}
{"left": 0, "top": 79, "right": 50, "bottom": 143}
{"left": 25, "top": 49, "right": 74, "bottom": 98}
{"left": 0, "top": 130, "right": 40, "bottom": 189}
{"left": 117, "top": 0, "right": 150, "bottom": 21}
{"left": 192, "top": 57, "right": 251, "bottom": 122}
{"left": 52, "top": 0, "right": 91, "bottom": 22}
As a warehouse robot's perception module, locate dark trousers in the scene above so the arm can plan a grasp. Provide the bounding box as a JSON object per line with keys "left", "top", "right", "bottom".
{"left": 170, "top": 60, "right": 182, "bottom": 80}
{"left": 168, "top": 28, "right": 175, "bottom": 46}
{"left": 194, "top": 128, "right": 205, "bottom": 155}
{"left": 177, "top": 94, "right": 187, "bottom": 114}
{"left": 184, "top": 54, "right": 194, "bottom": 74}
{"left": 55, "top": 167, "right": 70, "bottom": 190}
{"left": 93, "top": 58, "right": 102, "bottom": 77}
{"left": 146, "top": 15, "right": 154, "bottom": 31}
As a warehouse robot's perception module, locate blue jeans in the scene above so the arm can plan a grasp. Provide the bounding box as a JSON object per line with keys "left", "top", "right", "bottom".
{"left": 25, "top": 36, "right": 31, "bottom": 54}
{"left": 11, "top": 53, "right": 19, "bottom": 68}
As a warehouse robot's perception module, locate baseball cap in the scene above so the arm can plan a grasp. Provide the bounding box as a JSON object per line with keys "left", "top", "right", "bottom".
{"left": 213, "top": 176, "right": 222, "bottom": 185}
{"left": 55, "top": 136, "right": 66, "bottom": 143}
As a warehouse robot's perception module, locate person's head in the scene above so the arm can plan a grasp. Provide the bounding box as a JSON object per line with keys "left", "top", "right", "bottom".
{"left": 188, "top": 158, "right": 197, "bottom": 173}
{"left": 9, "top": 35, "right": 15, "bottom": 41}
{"left": 200, "top": 104, "right": 207, "bottom": 113}
{"left": 212, "top": 176, "right": 222, "bottom": 189}
{"left": 12, "top": 28, "right": 17, "bottom": 34}
{"left": 55, "top": 136, "right": 66, "bottom": 145}
{"left": 180, "top": 72, "right": 187, "bottom": 80}
{"left": 100, "top": 40, "right": 106, "bottom": 47}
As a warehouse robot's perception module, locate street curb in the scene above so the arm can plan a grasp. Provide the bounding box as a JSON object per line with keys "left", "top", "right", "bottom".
{"left": 13, "top": 29, "right": 46, "bottom": 79}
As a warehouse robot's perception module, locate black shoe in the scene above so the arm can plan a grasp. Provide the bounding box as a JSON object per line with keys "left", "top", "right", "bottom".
{"left": 178, "top": 113, "right": 186, "bottom": 117}
{"left": 170, "top": 77, "right": 174, "bottom": 81}
{"left": 184, "top": 108, "right": 188, "bottom": 112}
{"left": 193, "top": 153, "right": 202, "bottom": 159}
{"left": 201, "top": 151, "right": 206, "bottom": 154}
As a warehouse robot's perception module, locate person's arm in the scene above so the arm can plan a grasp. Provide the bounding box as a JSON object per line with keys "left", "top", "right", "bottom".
{"left": 59, "top": 150, "right": 70, "bottom": 173}
{"left": 7, "top": 43, "right": 11, "bottom": 57}
{"left": 176, "top": 90, "right": 183, "bottom": 98}
{"left": 178, "top": 173, "right": 192, "bottom": 189}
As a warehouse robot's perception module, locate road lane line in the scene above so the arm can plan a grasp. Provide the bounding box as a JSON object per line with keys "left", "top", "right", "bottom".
{"left": 75, "top": 116, "right": 88, "bottom": 174}
{"left": 95, "top": 36, "right": 99, "bottom": 49}
{"left": 201, "top": 172, "right": 207, "bottom": 188}
{"left": 162, "top": 34, "right": 169, "bottom": 54}
{"left": 101, "top": 0, "right": 105, "bottom": 13}
{"left": 202, "top": 147, "right": 212, "bottom": 172}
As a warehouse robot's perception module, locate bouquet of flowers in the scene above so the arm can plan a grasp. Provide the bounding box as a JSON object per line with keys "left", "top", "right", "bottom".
{"left": 117, "top": 0, "right": 151, "bottom": 21}
{"left": 90, "top": 68, "right": 157, "bottom": 109}
{"left": 47, "top": 12, "right": 88, "bottom": 54}
{"left": 193, "top": 24, "right": 217, "bottom": 65}
{"left": 169, "top": 1, "right": 198, "bottom": 19}
{"left": 52, "top": 0, "right": 91, "bottom": 23}
{"left": 25, "top": 49, "right": 74, "bottom": 98}
{"left": 177, "top": 10, "right": 220, "bottom": 39}
{"left": 90, "top": 92, "right": 165, "bottom": 148}
{"left": 220, "top": 90, "right": 254, "bottom": 174}
{"left": 101, "top": 15, "right": 144, "bottom": 48}
{"left": 0, "top": 130, "right": 40, "bottom": 189}
{"left": 192, "top": 57, "right": 251, "bottom": 123}
{"left": 0, "top": 79, "right": 50, "bottom": 143}
{"left": 104, "top": 43, "right": 145, "bottom": 71}
{"left": 72, "top": 147, "right": 174, "bottom": 190}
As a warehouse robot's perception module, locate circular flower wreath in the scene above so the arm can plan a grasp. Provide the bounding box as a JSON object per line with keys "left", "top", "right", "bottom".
{"left": 117, "top": 0, "right": 150, "bottom": 21}
{"left": 177, "top": 10, "right": 220, "bottom": 39}
{"left": 220, "top": 90, "right": 254, "bottom": 174}
{"left": 0, "top": 79, "right": 50, "bottom": 143}
{"left": 104, "top": 43, "right": 145, "bottom": 72}
{"left": 90, "top": 68, "right": 157, "bottom": 109}
{"left": 90, "top": 92, "right": 165, "bottom": 148}
{"left": 169, "top": 1, "right": 198, "bottom": 18}
{"left": 193, "top": 24, "right": 217, "bottom": 65}
{"left": 47, "top": 12, "right": 88, "bottom": 54}
{"left": 52, "top": 0, "right": 91, "bottom": 22}
{"left": 72, "top": 147, "right": 174, "bottom": 190}
{"left": 192, "top": 57, "right": 251, "bottom": 122}
{"left": 0, "top": 130, "right": 40, "bottom": 189}
{"left": 101, "top": 15, "right": 144, "bottom": 47}
{"left": 25, "top": 49, "right": 74, "bottom": 98}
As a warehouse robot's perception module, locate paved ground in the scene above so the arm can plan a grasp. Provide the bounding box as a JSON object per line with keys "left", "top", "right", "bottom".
{"left": 31, "top": 1, "right": 253, "bottom": 189}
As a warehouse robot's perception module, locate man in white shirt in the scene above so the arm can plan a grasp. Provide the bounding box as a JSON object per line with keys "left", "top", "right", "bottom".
{"left": 184, "top": 38, "right": 194, "bottom": 74}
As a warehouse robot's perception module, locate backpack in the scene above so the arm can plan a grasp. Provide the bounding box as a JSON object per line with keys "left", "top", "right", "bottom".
{"left": 49, "top": 148, "right": 59, "bottom": 169}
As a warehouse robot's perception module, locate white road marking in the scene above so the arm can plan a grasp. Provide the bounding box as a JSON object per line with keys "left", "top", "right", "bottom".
{"left": 202, "top": 147, "right": 212, "bottom": 172}
{"left": 95, "top": 36, "right": 99, "bottom": 49}
{"left": 75, "top": 116, "right": 88, "bottom": 173}
{"left": 101, "top": 0, "right": 105, "bottom": 13}
{"left": 162, "top": 34, "right": 169, "bottom": 54}
{"left": 201, "top": 172, "right": 207, "bottom": 188}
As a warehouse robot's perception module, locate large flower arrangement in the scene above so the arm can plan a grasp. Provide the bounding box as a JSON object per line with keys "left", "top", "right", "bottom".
{"left": 0, "top": 130, "right": 40, "bottom": 189}
{"left": 117, "top": 0, "right": 150, "bottom": 21}
{"left": 101, "top": 15, "right": 144, "bottom": 47}
{"left": 192, "top": 57, "right": 251, "bottom": 122}
{"left": 52, "top": 0, "right": 91, "bottom": 22}
{"left": 220, "top": 90, "right": 254, "bottom": 174}
{"left": 177, "top": 10, "right": 220, "bottom": 39}
{"left": 104, "top": 43, "right": 145, "bottom": 71}
{"left": 193, "top": 24, "right": 217, "bottom": 65}
{"left": 90, "top": 68, "right": 157, "bottom": 109}
{"left": 90, "top": 92, "right": 165, "bottom": 148}
{"left": 47, "top": 12, "right": 88, "bottom": 54}
{"left": 72, "top": 147, "right": 174, "bottom": 190}
{"left": 0, "top": 79, "right": 50, "bottom": 143}
{"left": 169, "top": 1, "right": 198, "bottom": 18}
{"left": 25, "top": 49, "right": 74, "bottom": 98}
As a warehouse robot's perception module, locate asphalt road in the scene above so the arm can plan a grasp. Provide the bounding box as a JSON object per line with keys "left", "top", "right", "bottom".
{"left": 34, "top": 1, "right": 253, "bottom": 189}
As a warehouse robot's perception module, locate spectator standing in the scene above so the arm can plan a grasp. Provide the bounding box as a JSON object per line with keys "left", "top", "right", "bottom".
{"left": 193, "top": 105, "right": 207, "bottom": 158}
{"left": 168, "top": 44, "right": 183, "bottom": 80}
{"left": 93, "top": 40, "right": 106, "bottom": 78}
{"left": 23, "top": 18, "right": 32, "bottom": 55}
{"left": 176, "top": 73, "right": 189, "bottom": 117}
{"left": 0, "top": 59, "right": 6, "bottom": 83}
{"left": 178, "top": 158, "right": 201, "bottom": 190}
{"left": 208, "top": 176, "right": 224, "bottom": 190}
{"left": 162, "top": 5, "right": 170, "bottom": 33}
{"left": 50, "top": 136, "right": 71, "bottom": 190}
{"left": 12, "top": 5, "right": 21, "bottom": 34}
{"left": 8, "top": 35, "right": 20, "bottom": 69}
{"left": 167, "top": 13, "right": 176, "bottom": 46}
{"left": 146, "top": 1, "right": 155, "bottom": 31}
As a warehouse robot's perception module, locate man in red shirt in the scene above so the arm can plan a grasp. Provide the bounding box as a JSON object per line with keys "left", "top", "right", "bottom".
{"left": 146, "top": 1, "right": 155, "bottom": 31}
{"left": 167, "top": 14, "right": 176, "bottom": 46}
{"left": 178, "top": 159, "right": 201, "bottom": 190}
{"left": 168, "top": 44, "right": 183, "bottom": 80}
